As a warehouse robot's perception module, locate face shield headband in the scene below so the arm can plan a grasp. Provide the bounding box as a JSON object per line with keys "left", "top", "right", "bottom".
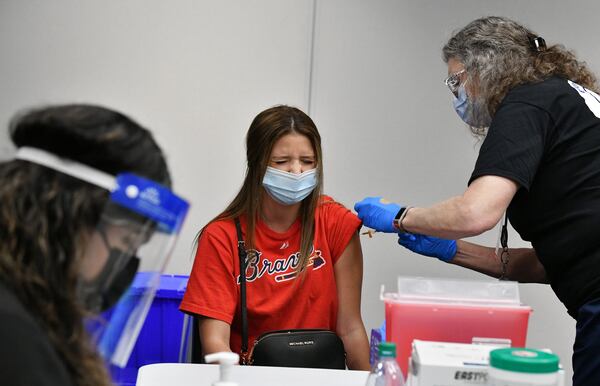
{"left": 15, "top": 147, "right": 190, "bottom": 368}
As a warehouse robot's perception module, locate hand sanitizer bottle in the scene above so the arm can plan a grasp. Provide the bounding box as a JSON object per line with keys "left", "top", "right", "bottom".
{"left": 204, "top": 352, "right": 240, "bottom": 386}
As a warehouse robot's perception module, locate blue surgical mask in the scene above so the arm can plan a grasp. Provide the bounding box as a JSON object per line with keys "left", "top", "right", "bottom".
{"left": 262, "top": 166, "right": 318, "bottom": 205}
{"left": 453, "top": 84, "right": 469, "bottom": 120}
{"left": 453, "top": 84, "right": 491, "bottom": 129}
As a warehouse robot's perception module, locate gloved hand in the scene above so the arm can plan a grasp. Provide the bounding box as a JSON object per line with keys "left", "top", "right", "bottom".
{"left": 354, "top": 196, "right": 403, "bottom": 233}
{"left": 398, "top": 233, "right": 457, "bottom": 262}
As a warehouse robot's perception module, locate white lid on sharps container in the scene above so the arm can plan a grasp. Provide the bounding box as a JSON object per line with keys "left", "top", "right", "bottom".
{"left": 205, "top": 352, "right": 240, "bottom": 386}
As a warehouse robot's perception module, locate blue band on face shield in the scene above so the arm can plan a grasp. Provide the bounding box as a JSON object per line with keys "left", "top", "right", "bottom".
{"left": 111, "top": 174, "right": 189, "bottom": 234}
{"left": 15, "top": 149, "right": 190, "bottom": 231}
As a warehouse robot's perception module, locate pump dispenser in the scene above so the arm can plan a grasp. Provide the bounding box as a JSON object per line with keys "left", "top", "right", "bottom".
{"left": 204, "top": 352, "right": 240, "bottom": 386}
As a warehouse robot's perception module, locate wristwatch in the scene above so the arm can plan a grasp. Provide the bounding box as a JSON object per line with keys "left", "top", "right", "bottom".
{"left": 393, "top": 206, "right": 413, "bottom": 233}
{"left": 393, "top": 207, "right": 407, "bottom": 231}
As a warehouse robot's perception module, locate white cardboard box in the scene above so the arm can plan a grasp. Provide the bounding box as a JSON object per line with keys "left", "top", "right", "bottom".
{"left": 407, "top": 340, "right": 504, "bottom": 386}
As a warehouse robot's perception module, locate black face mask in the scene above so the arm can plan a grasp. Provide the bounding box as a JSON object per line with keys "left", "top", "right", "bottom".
{"left": 79, "top": 249, "right": 140, "bottom": 313}
{"left": 100, "top": 250, "right": 140, "bottom": 311}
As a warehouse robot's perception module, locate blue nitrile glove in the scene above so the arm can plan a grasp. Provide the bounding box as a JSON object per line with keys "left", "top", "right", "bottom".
{"left": 398, "top": 233, "right": 457, "bottom": 262}
{"left": 354, "top": 196, "right": 403, "bottom": 233}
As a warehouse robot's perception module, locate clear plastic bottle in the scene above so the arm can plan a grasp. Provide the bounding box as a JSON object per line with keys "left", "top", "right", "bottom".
{"left": 366, "top": 342, "right": 405, "bottom": 386}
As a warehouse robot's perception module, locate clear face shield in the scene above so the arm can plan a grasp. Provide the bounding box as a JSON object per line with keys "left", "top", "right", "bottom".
{"left": 15, "top": 147, "right": 189, "bottom": 368}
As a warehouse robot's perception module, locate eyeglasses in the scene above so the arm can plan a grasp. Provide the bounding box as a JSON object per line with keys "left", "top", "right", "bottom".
{"left": 444, "top": 69, "right": 466, "bottom": 97}
{"left": 99, "top": 215, "right": 155, "bottom": 248}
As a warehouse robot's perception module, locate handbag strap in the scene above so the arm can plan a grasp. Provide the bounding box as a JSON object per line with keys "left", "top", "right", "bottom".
{"left": 234, "top": 218, "right": 250, "bottom": 364}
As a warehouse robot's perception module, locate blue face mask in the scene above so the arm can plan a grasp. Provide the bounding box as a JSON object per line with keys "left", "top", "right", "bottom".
{"left": 262, "top": 166, "right": 318, "bottom": 206}
{"left": 453, "top": 84, "right": 491, "bottom": 129}
{"left": 453, "top": 84, "right": 469, "bottom": 120}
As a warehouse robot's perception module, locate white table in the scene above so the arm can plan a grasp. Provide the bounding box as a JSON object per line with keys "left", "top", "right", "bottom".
{"left": 136, "top": 363, "right": 370, "bottom": 386}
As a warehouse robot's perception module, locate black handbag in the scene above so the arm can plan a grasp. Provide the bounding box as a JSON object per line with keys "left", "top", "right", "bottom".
{"left": 234, "top": 218, "right": 346, "bottom": 369}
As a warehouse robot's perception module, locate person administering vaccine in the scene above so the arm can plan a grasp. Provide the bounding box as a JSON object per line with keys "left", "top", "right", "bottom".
{"left": 355, "top": 16, "right": 600, "bottom": 386}
{"left": 0, "top": 104, "right": 189, "bottom": 386}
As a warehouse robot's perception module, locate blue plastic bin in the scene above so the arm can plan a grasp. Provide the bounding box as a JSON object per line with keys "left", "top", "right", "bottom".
{"left": 106, "top": 273, "right": 190, "bottom": 386}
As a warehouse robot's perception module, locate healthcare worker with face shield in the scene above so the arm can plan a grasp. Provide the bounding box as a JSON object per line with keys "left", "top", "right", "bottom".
{"left": 0, "top": 104, "right": 188, "bottom": 386}
{"left": 355, "top": 16, "right": 600, "bottom": 386}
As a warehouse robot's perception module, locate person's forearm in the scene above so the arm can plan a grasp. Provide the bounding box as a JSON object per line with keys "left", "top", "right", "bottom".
{"left": 400, "top": 176, "right": 517, "bottom": 239}
{"left": 451, "top": 240, "right": 549, "bottom": 283}
{"left": 339, "top": 326, "right": 371, "bottom": 370}
{"left": 401, "top": 197, "right": 495, "bottom": 239}
{"left": 451, "top": 239, "right": 504, "bottom": 277}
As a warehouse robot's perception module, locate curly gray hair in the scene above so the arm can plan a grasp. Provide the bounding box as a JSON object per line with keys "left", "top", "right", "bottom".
{"left": 443, "top": 16, "right": 598, "bottom": 136}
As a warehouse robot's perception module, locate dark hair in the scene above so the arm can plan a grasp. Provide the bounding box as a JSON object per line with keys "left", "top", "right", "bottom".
{"left": 443, "top": 16, "right": 599, "bottom": 135}
{"left": 0, "top": 104, "right": 171, "bottom": 386}
{"left": 206, "top": 105, "right": 324, "bottom": 274}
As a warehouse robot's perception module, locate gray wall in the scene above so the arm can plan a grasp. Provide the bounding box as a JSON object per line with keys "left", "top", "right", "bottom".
{"left": 3, "top": 1, "right": 600, "bottom": 383}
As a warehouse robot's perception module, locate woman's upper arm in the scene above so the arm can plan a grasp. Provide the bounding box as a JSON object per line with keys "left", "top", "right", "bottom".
{"left": 180, "top": 228, "right": 238, "bottom": 325}
{"left": 198, "top": 317, "right": 232, "bottom": 355}
{"left": 463, "top": 175, "right": 519, "bottom": 231}
{"left": 333, "top": 232, "right": 370, "bottom": 370}
{"left": 333, "top": 233, "right": 364, "bottom": 333}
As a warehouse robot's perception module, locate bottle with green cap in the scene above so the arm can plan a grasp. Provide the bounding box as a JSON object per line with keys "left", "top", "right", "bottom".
{"left": 365, "top": 342, "right": 405, "bottom": 386}
{"left": 489, "top": 348, "right": 560, "bottom": 386}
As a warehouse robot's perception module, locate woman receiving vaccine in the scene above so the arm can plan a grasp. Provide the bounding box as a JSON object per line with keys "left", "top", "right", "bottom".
{"left": 181, "top": 105, "right": 370, "bottom": 370}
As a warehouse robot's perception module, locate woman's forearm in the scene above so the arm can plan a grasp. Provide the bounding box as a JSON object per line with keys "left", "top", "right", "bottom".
{"left": 451, "top": 240, "right": 549, "bottom": 283}
{"left": 339, "top": 325, "right": 371, "bottom": 370}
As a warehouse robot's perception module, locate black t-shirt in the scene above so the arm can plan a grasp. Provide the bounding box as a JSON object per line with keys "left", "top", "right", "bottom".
{"left": 0, "top": 281, "right": 75, "bottom": 386}
{"left": 470, "top": 77, "right": 600, "bottom": 318}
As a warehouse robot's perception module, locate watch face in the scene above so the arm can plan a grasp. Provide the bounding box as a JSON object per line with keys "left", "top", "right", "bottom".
{"left": 395, "top": 207, "right": 410, "bottom": 233}
{"left": 394, "top": 209, "right": 403, "bottom": 220}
